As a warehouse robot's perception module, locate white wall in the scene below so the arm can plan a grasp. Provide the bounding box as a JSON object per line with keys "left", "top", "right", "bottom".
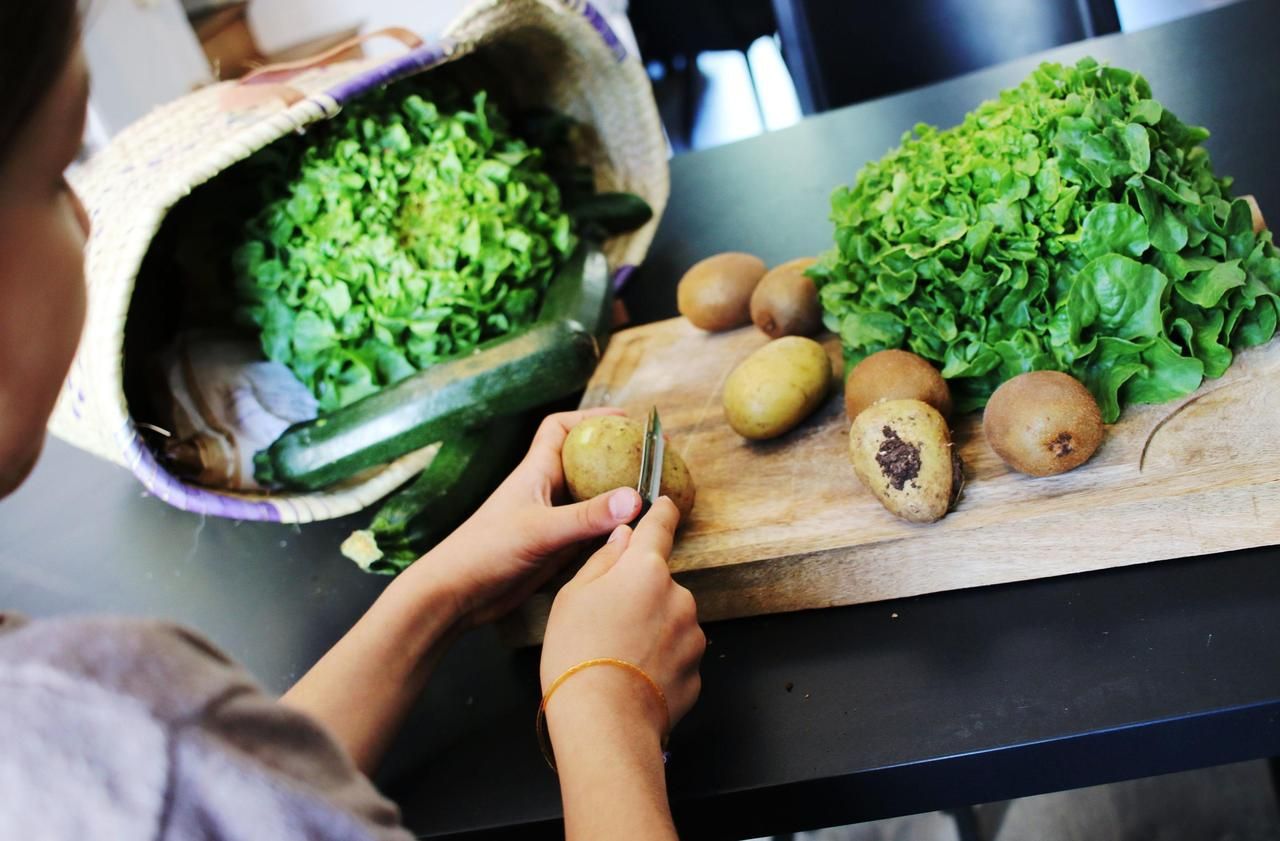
{"left": 82, "top": 0, "right": 212, "bottom": 138}
{"left": 1115, "top": 0, "right": 1242, "bottom": 31}
{"left": 249, "top": 0, "right": 634, "bottom": 54}
{"left": 82, "top": 0, "right": 638, "bottom": 144}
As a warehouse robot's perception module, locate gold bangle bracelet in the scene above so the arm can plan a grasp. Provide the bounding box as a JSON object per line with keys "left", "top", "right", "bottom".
{"left": 535, "top": 657, "right": 670, "bottom": 772}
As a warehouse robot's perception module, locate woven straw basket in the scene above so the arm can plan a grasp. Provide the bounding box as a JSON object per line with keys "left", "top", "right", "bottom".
{"left": 50, "top": 0, "right": 669, "bottom": 523}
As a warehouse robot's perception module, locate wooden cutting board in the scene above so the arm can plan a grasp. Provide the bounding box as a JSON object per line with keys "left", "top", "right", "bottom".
{"left": 506, "top": 317, "right": 1280, "bottom": 644}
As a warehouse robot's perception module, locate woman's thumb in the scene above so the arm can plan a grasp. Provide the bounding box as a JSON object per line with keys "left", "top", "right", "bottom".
{"left": 542, "top": 487, "right": 641, "bottom": 550}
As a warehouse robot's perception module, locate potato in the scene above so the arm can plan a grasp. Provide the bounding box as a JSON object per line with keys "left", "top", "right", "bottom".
{"left": 848, "top": 399, "right": 962, "bottom": 523}
{"left": 677, "top": 252, "right": 767, "bottom": 331}
{"left": 750, "top": 257, "right": 822, "bottom": 338}
{"left": 844, "top": 349, "right": 952, "bottom": 421}
{"left": 561, "top": 415, "right": 695, "bottom": 517}
{"left": 723, "top": 336, "right": 833, "bottom": 440}
{"left": 983, "top": 371, "right": 1103, "bottom": 477}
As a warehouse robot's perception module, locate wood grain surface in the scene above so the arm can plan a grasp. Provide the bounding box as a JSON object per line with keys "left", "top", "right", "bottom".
{"left": 506, "top": 317, "right": 1280, "bottom": 645}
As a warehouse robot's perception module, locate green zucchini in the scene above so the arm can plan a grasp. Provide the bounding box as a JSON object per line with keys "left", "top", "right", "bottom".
{"left": 256, "top": 317, "right": 597, "bottom": 490}
{"left": 341, "top": 418, "right": 526, "bottom": 574}
{"left": 539, "top": 241, "right": 613, "bottom": 346}
{"left": 569, "top": 192, "right": 654, "bottom": 236}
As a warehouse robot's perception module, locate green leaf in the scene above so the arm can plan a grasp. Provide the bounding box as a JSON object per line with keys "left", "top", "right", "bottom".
{"left": 1174, "top": 307, "right": 1233, "bottom": 378}
{"left": 1123, "top": 337, "right": 1204, "bottom": 404}
{"left": 1175, "top": 260, "right": 1246, "bottom": 308}
{"left": 1069, "top": 254, "right": 1167, "bottom": 341}
{"left": 1237, "top": 298, "right": 1279, "bottom": 348}
{"left": 838, "top": 311, "right": 907, "bottom": 356}
{"left": 1082, "top": 337, "right": 1147, "bottom": 422}
{"left": 313, "top": 281, "right": 352, "bottom": 319}
{"left": 1122, "top": 123, "right": 1151, "bottom": 173}
{"left": 1079, "top": 202, "right": 1150, "bottom": 260}
{"left": 292, "top": 310, "right": 336, "bottom": 358}
{"left": 1150, "top": 204, "right": 1189, "bottom": 253}
{"left": 1131, "top": 99, "right": 1163, "bottom": 125}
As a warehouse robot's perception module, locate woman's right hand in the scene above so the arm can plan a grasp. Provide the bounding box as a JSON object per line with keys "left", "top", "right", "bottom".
{"left": 540, "top": 497, "right": 705, "bottom": 750}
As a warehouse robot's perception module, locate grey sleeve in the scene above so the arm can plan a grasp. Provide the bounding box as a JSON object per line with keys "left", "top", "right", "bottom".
{"left": 0, "top": 616, "right": 416, "bottom": 841}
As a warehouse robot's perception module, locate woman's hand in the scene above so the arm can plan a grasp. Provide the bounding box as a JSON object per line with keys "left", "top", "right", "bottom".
{"left": 540, "top": 498, "right": 705, "bottom": 747}
{"left": 402, "top": 408, "right": 644, "bottom": 628}
{"left": 287, "top": 409, "right": 646, "bottom": 774}
{"left": 538, "top": 498, "right": 704, "bottom": 841}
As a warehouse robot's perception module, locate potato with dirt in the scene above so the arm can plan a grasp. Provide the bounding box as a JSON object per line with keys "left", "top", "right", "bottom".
{"left": 848, "top": 399, "right": 962, "bottom": 523}
{"left": 677, "top": 252, "right": 767, "bottom": 331}
{"left": 561, "top": 415, "right": 696, "bottom": 517}
{"left": 723, "top": 336, "right": 833, "bottom": 440}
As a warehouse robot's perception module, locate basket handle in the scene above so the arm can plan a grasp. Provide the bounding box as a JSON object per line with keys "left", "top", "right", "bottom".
{"left": 220, "top": 27, "right": 425, "bottom": 111}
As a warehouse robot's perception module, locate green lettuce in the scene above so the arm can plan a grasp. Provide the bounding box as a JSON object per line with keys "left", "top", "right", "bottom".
{"left": 232, "top": 83, "right": 575, "bottom": 412}
{"left": 813, "top": 58, "right": 1280, "bottom": 420}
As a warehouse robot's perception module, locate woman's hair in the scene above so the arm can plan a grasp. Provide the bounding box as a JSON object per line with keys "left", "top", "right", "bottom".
{"left": 0, "top": 3, "right": 81, "bottom": 162}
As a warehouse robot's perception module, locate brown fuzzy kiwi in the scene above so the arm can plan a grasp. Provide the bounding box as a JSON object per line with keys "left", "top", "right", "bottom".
{"left": 750, "top": 257, "right": 821, "bottom": 338}
{"left": 983, "top": 371, "right": 1104, "bottom": 477}
{"left": 677, "top": 252, "right": 767, "bottom": 331}
{"left": 844, "top": 349, "right": 952, "bottom": 422}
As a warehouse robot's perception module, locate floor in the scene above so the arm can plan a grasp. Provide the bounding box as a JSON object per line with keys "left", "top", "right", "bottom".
{"left": 749, "top": 759, "right": 1280, "bottom": 840}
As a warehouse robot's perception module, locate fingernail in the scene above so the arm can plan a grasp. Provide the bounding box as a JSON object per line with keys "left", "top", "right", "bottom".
{"left": 607, "top": 524, "right": 628, "bottom": 544}
{"left": 608, "top": 488, "right": 637, "bottom": 520}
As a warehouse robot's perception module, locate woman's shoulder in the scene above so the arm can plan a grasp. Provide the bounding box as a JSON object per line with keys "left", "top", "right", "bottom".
{"left": 0, "top": 614, "right": 413, "bottom": 840}
{"left": 0, "top": 612, "right": 251, "bottom": 721}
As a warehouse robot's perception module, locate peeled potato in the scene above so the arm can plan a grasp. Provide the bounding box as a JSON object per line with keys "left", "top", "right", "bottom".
{"left": 983, "top": 371, "right": 1103, "bottom": 477}
{"left": 844, "top": 349, "right": 952, "bottom": 421}
{"left": 848, "top": 399, "right": 962, "bottom": 523}
{"left": 561, "top": 415, "right": 695, "bottom": 517}
{"left": 678, "top": 252, "right": 767, "bottom": 331}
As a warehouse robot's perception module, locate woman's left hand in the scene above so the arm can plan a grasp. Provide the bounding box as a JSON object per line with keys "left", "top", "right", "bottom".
{"left": 401, "top": 408, "right": 644, "bottom": 628}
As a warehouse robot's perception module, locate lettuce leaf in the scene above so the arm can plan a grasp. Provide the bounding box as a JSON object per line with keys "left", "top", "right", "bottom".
{"left": 814, "top": 58, "right": 1280, "bottom": 420}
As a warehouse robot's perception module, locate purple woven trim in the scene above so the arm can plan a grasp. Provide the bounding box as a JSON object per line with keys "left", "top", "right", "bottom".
{"left": 325, "top": 44, "right": 455, "bottom": 105}
{"left": 578, "top": 1, "right": 629, "bottom": 62}
{"left": 612, "top": 264, "right": 636, "bottom": 292}
{"left": 118, "top": 424, "right": 282, "bottom": 522}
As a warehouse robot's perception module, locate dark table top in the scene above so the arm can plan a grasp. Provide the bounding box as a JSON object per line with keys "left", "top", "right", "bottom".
{"left": 5, "top": 2, "right": 1280, "bottom": 838}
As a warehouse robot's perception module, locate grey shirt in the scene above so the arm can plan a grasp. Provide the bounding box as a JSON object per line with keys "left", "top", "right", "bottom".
{"left": 0, "top": 614, "right": 414, "bottom": 840}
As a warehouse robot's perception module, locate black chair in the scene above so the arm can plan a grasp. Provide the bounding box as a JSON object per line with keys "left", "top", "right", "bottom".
{"left": 771, "top": 0, "right": 1121, "bottom": 113}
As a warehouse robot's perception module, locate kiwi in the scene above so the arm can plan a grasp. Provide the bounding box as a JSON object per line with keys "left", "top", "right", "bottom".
{"left": 750, "top": 257, "right": 821, "bottom": 338}
{"left": 677, "top": 252, "right": 767, "bottom": 331}
{"left": 983, "top": 371, "right": 1104, "bottom": 477}
{"left": 845, "top": 349, "right": 952, "bottom": 422}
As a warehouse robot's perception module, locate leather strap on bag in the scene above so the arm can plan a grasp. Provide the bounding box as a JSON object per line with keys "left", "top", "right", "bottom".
{"left": 219, "top": 27, "right": 425, "bottom": 111}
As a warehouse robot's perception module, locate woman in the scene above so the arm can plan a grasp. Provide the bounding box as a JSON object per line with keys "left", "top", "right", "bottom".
{"left": 0, "top": 5, "right": 704, "bottom": 839}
